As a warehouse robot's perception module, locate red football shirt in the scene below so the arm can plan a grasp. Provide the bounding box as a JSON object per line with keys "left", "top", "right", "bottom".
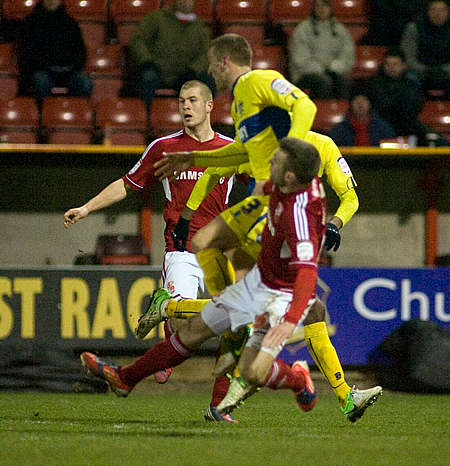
{"left": 123, "top": 130, "right": 234, "bottom": 252}
{"left": 257, "top": 177, "right": 327, "bottom": 291}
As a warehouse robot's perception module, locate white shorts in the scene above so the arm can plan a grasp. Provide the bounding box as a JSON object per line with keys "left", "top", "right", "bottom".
{"left": 201, "top": 265, "right": 313, "bottom": 342}
{"left": 162, "top": 251, "right": 205, "bottom": 300}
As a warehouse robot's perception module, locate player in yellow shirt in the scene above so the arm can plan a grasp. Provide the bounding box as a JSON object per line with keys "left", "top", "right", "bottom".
{"left": 154, "top": 32, "right": 317, "bottom": 297}
{"left": 149, "top": 34, "right": 381, "bottom": 421}
{"left": 145, "top": 131, "right": 382, "bottom": 422}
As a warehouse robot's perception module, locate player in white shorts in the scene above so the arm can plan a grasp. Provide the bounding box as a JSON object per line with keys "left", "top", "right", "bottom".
{"left": 64, "top": 80, "right": 237, "bottom": 422}
{"left": 81, "top": 138, "right": 340, "bottom": 416}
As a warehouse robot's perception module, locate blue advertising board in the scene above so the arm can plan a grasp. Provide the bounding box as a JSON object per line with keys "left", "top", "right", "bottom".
{"left": 281, "top": 267, "right": 450, "bottom": 365}
{"left": 1, "top": 267, "right": 449, "bottom": 364}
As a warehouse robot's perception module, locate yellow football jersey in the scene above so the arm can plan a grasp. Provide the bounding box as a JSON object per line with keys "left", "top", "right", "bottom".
{"left": 193, "top": 69, "right": 316, "bottom": 181}
{"left": 188, "top": 131, "right": 358, "bottom": 226}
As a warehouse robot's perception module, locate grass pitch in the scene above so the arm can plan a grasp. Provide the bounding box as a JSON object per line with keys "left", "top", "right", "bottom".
{"left": 1, "top": 391, "right": 449, "bottom": 466}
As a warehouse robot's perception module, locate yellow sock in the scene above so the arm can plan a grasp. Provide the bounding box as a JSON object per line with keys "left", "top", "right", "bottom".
{"left": 304, "top": 321, "right": 351, "bottom": 406}
{"left": 196, "top": 248, "right": 236, "bottom": 296}
{"left": 166, "top": 299, "right": 210, "bottom": 319}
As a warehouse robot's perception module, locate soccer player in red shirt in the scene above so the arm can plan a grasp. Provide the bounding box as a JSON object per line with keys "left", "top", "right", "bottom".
{"left": 63, "top": 80, "right": 237, "bottom": 422}
{"left": 80, "top": 137, "right": 341, "bottom": 415}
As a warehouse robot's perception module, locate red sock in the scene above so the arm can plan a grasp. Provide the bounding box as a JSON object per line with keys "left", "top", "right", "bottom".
{"left": 119, "top": 333, "right": 191, "bottom": 387}
{"left": 263, "top": 359, "right": 306, "bottom": 392}
{"left": 209, "top": 351, "right": 230, "bottom": 407}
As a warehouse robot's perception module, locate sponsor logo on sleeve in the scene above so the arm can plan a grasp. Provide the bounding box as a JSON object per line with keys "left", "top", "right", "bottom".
{"left": 271, "top": 79, "right": 293, "bottom": 95}
{"left": 337, "top": 156, "right": 352, "bottom": 175}
{"left": 296, "top": 241, "right": 314, "bottom": 261}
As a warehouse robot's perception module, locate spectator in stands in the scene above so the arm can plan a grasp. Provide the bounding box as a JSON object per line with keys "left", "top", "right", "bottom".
{"left": 289, "top": 0, "right": 355, "bottom": 100}
{"left": 17, "top": 0, "right": 92, "bottom": 103}
{"left": 366, "top": 0, "right": 426, "bottom": 46}
{"left": 329, "top": 94, "right": 396, "bottom": 146}
{"left": 400, "top": 0, "right": 450, "bottom": 98}
{"left": 366, "top": 48, "right": 430, "bottom": 146}
{"left": 128, "top": 0, "right": 213, "bottom": 106}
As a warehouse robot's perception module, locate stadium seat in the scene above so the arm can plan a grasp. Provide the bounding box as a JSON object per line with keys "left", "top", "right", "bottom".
{"left": 269, "top": 0, "right": 313, "bottom": 24}
{"left": 0, "top": 44, "right": 17, "bottom": 73}
{"left": 332, "top": 0, "right": 369, "bottom": 24}
{"left": 95, "top": 234, "right": 150, "bottom": 265}
{"left": 0, "top": 97, "right": 39, "bottom": 143}
{"left": 211, "top": 91, "right": 233, "bottom": 125}
{"left": 224, "top": 24, "right": 266, "bottom": 47}
{"left": 419, "top": 100, "right": 450, "bottom": 135}
{"left": 117, "top": 23, "right": 138, "bottom": 45}
{"left": 252, "top": 45, "right": 286, "bottom": 74}
{"left": 0, "top": 43, "right": 19, "bottom": 98}
{"left": 2, "top": 0, "right": 38, "bottom": 19}
{"left": 215, "top": 0, "right": 267, "bottom": 24}
{"left": 86, "top": 45, "right": 123, "bottom": 101}
{"left": 86, "top": 44, "right": 123, "bottom": 75}
{"left": 111, "top": 0, "right": 161, "bottom": 22}
{"left": 346, "top": 23, "right": 368, "bottom": 44}
{"left": 350, "top": 45, "right": 387, "bottom": 80}
{"left": 79, "top": 22, "right": 106, "bottom": 45}
{"left": 42, "top": 97, "right": 94, "bottom": 144}
{"left": 312, "top": 99, "right": 349, "bottom": 133}
{"left": 95, "top": 97, "right": 148, "bottom": 145}
{"left": 65, "top": 0, "right": 107, "bottom": 21}
{"left": 149, "top": 97, "right": 183, "bottom": 137}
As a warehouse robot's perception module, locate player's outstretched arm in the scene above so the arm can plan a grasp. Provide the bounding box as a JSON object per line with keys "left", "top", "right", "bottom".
{"left": 63, "top": 178, "right": 129, "bottom": 228}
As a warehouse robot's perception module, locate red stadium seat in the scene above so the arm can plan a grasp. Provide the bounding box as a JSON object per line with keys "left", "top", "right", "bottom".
{"left": 117, "top": 23, "right": 138, "bottom": 45}
{"left": 86, "top": 45, "right": 123, "bottom": 101}
{"left": 95, "top": 234, "right": 150, "bottom": 265}
{"left": 332, "top": 0, "right": 369, "bottom": 24}
{"left": 350, "top": 45, "right": 387, "bottom": 80}
{"left": 346, "top": 23, "right": 368, "bottom": 44}
{"left": 419, "top": 101, "right": 450, "bottom": 135}
{"left": 312, "top": 99, "right": 349, "bottom": 133}
{"left": 0, "top": 43, "right": 17, "bottom": 74}
{"left": 149, "top": 97, "right": 183, "bottom": 137}
{"left": 111, "top": 0, "right": 161, "bottom": 22}
{"left": 86, "top": 45, "right": 123, "bottom": 75}
{"left": 211, "top": 91, "right": 233, "bottom": 126}
{"left": 96, "top": 98, "right": 148, "bottom": 145}
{"left": 2, "top": 0, "right": 38, "bottom": 19}
{"left": 79, "top": 22, "right": 106, "bottom": 45}
{"left": 65, "top": 0, "right": 107, "bottom": 21}
{"left": 269, "top": 0, "right": 313, "bottom": 24}
{"left": 0, "top": 97, "right": 39, "bottom": 143}
{"left": 215, "top": 0, "right": 267, "bottom": 24}
{"left": 224, "top": 24, "right": 266, "bottom": 47}
{"left": 42, "top": 97, "right": 94, "bottom": 144}
{"left": 252, "top": 45, "right": 286, "bottom": 74}
{"left": 0, "top": 43, "right": 19, "bottom": 97}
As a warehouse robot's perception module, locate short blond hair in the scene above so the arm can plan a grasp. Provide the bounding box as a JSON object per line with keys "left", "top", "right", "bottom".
{"left": 179, "top": 80, "right": 212, "bottom": 101}
{"left": 209, "top": 34, "right": 253, "bottom": 67}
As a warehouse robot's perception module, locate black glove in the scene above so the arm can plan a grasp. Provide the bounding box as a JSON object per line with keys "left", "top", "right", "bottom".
{"left": 171, "top": 217, "right": 191, "bottom": 252}
{"left": 324, "top": 223, "right": 341, "bottom": 252}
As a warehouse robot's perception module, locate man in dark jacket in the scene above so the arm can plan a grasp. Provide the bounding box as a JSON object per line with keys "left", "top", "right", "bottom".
{"left": 129, "top": 0, "right": 213, "bottom": 106}
{"left": 367, "top": 48, "right": 430, "bottom": 146}
{"left": 329, "top": 94, "right": 396, "bottom": 146}
{"left": 18, "top": 0, "right": 92, "bottom": 102}
{"left": 400, "top": 0, "right": 450, "bottom": 97}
